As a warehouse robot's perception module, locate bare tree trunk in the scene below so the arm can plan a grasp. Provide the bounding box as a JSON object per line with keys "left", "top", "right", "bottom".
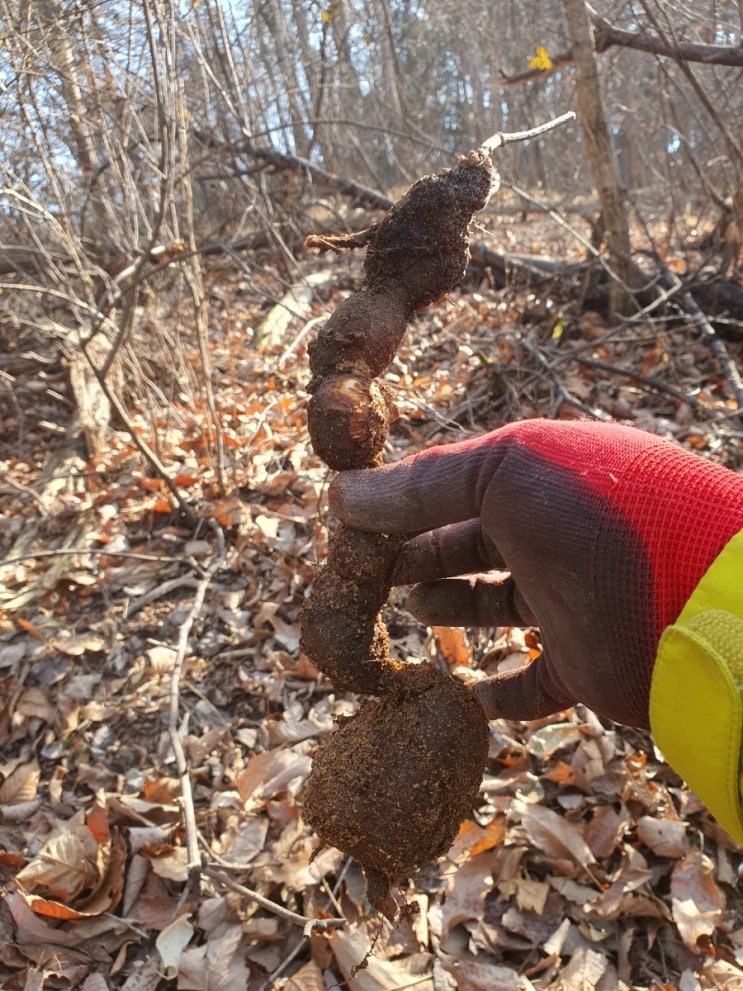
{"left": 562, "top": 0, "right": 635, "bottom": 317}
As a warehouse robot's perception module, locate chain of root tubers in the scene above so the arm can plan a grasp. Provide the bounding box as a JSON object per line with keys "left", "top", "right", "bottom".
{"left": 300, "top": 150, "right": 496, "bottom": 917}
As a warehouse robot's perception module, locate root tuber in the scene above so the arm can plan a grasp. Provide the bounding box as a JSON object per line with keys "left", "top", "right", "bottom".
{"left": 307, "top": 149, "right": 496, "bottom": 470}
{"left": 299, "top": 524, "right": 406, "bottom": 695}
{"left": 303, "top": 663, "right": 489, "bottom": 916}
{"left": 300, "top": 148, "right": 497, "bottom": 912}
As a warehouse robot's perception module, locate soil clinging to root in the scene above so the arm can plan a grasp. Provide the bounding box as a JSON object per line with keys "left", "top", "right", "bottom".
{"left": 303, "top": 662, "right": 489, "bottom": 914}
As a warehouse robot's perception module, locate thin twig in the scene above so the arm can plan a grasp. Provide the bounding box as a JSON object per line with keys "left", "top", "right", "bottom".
{"left": 74, "top": 353, "right": 199, "bottom": 523}
{"left": 278, "top": 315, "right": 327, "bottom": 368}
{"left": 0, "top": 548, "right": 183, "bottom": 568}
{"left": 518, "top": 336, "right": 612, "bottom": 420}
{"left": 568, "top": 355, "right": 711, "bottom": 410}
{"left": 128, "top": 575, "right": 202, "bottom": 617}
{"left": 1, "top": 476, "right": 51, "bottom": 516}
{"left": 500, "top": 180, "right": 644, "bottom": 308}
{"left": 202, "top": 865, "right": 347, "bottom": 934}
{"left": 167, "top": 521, "right": 226, "bottom": 871}
{"left": 178, "top": 72, "right": 228, "bottom": 495}
{"left": 482, "top": 111, "right": 576, "bottom": 151}
{"left": 259, "top": 936, "right": 310, "bottom": 991}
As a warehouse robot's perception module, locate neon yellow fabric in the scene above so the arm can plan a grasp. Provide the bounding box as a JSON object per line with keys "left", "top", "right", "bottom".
{"left": 650, "top": 530, "right": 743, "bottom": 845}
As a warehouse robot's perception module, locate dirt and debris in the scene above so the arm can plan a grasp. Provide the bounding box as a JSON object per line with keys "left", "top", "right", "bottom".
{"left": 303, "top": 662, "right": 488, "bottom": 918}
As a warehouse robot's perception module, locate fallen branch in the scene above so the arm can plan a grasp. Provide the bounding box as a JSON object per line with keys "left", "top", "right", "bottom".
{"left": 659, "top": 265, "right": 743, "bottom": 412}
{"left": 568, "top": 355, "right": 714, "bottom": 412}
{"left": 687, "top": 280, "right": 743, "bottom": 340}
{"left": 191, "top": 128, "right": 394, "bottom": 213}
{"left": 167, "top": 522, "right": 226, "bottom": 873}
{"left": 202, "top": 865, "right": 347, "bottom": 935}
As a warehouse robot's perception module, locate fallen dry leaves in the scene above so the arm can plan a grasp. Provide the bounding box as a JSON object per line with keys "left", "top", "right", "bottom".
{"left": 1, "top": 237, "right": 743, "bottom": 990}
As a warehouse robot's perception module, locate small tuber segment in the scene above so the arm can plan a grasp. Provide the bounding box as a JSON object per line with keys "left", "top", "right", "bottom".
{"left": 307, "top": 377, "right": 395, "bottom": 471}
{"left": 299, "top": 524, "right": 405, "bottom": 694}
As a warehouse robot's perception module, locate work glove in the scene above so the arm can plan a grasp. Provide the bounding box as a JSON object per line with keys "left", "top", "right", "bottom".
{"left": 329, "top": 419, "right": 743, "bottom": 840}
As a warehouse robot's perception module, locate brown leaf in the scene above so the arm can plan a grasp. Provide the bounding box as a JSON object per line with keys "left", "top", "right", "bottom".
{"left": 14, "top": 688, "right": 55, "bottom": 723}
{"left": 584, "top": 804, "right": 629, "bottom": 860}
{"left": 16, "top": 818, "right": 99, "bottom": 903}
{"left": 511, "top": 799, "right": 596, "bottom": 871}
{"left": 636, "top": 815, "right": 687, "bottom": 858}
{"left": 147, "top": 846, "right": 189, "bottom": 883}
{"left": 330, "top": 927, "right": 434, "bottom": 991}
{"left": 671, "top": 850, "right": 725, "bottom": 951}
{"left": 588, "top": 847, "right": 663, "bottom": 920}
{"left": 235, "top": 743, "right": 312, "bottom": 806}
{"left": 177, "top": 922, "right": 251, "bottom": 991}
{"left": 15, "top": 804, "right": 126, "bottom": 921}
{"left": 50, "top": 632, "right": 105, "bottom": 656}
{"left": 446, "top": 818, "right": 506, "bottom": 864}
{"left": 155, "top": 913, "right": 194, "bottom": 980}
{"left": 0, "top": 758, "right": 40, "bottom": 805}
{"left": 431, "top": 626, "right": 470, "bottom": 667}
{"left": 209, "top": 496, "right": 250, "bottom": 527}
{"left": 441, "top": 850, "right": 503, "bottom": 937}
{"left": 283, "top": 960, "right": 326, "bottom": 991}
{"left": 4, "top": 891, "right": 91, "bottom": 951}
{"left": 439, "top": 952, "right": 534, "bottom": 991}
{"left": 559, "top": 947, "right": 608, "bottom": 990}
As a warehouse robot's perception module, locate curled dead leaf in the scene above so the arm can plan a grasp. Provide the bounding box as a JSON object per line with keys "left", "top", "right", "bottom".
{"left": 511, "top": 799, "right": 596, "bottom": 871}
{"left": 14, "top": 688, "right": 55, "bottom": 723}
{"left": 50, "top": 631, "right": 105, "bottom": 656}
{"left": 431, "top": 626, "right": 470, "bottom": 667}
{"left": 14, "top": 804, "right": 126, "bottom": 920}
{"left": 156, "top": 913, "right": 194, "bottom": 980}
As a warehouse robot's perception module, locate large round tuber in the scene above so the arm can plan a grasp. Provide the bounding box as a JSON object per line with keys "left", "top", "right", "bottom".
{"left": 303, "top": 662, "right": 489, "bottom": 907}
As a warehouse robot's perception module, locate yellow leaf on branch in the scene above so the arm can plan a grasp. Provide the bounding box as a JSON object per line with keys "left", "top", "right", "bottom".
{"left": 529, "top": 45, "right": 553, "bottom": 70}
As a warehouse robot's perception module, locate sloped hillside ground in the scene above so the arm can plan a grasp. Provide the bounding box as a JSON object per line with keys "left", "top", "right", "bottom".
{"left": 1, "top": 205, "right": 743, "bottom": 991}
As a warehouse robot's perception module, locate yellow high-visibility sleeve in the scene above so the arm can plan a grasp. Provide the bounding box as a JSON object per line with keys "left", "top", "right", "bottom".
{"left": 650, "top": 530, "right": 743, "bottom": 844}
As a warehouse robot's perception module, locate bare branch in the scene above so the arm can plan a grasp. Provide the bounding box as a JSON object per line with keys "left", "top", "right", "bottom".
{"left": 202, "top": 865, "right": 347, "bottom": 934}
{"left": 482, "top": 111, "right": 576, "bottom": 152}
{"left": 168, "top": 522, "right": 227, "bottom": 872}
{"left": 591, "top": 11, "right": 743, "bottom": 67}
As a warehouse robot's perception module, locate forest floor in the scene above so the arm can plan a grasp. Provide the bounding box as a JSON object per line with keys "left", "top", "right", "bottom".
{"left": 2, "top": 202, "right": 743, "bottom": 991}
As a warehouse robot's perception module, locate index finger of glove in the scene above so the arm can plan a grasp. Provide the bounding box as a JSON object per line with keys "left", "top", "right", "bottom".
{"left": 329, "top": 434, "right": 501, "bottom": 533}
{"left": 392, "top": 519, "right": 506, "bottom": 585}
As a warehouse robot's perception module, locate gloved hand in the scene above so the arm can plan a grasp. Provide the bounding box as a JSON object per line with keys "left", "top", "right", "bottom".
{"left": 329, "top": 419, "right": 743, "bottom": 730}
